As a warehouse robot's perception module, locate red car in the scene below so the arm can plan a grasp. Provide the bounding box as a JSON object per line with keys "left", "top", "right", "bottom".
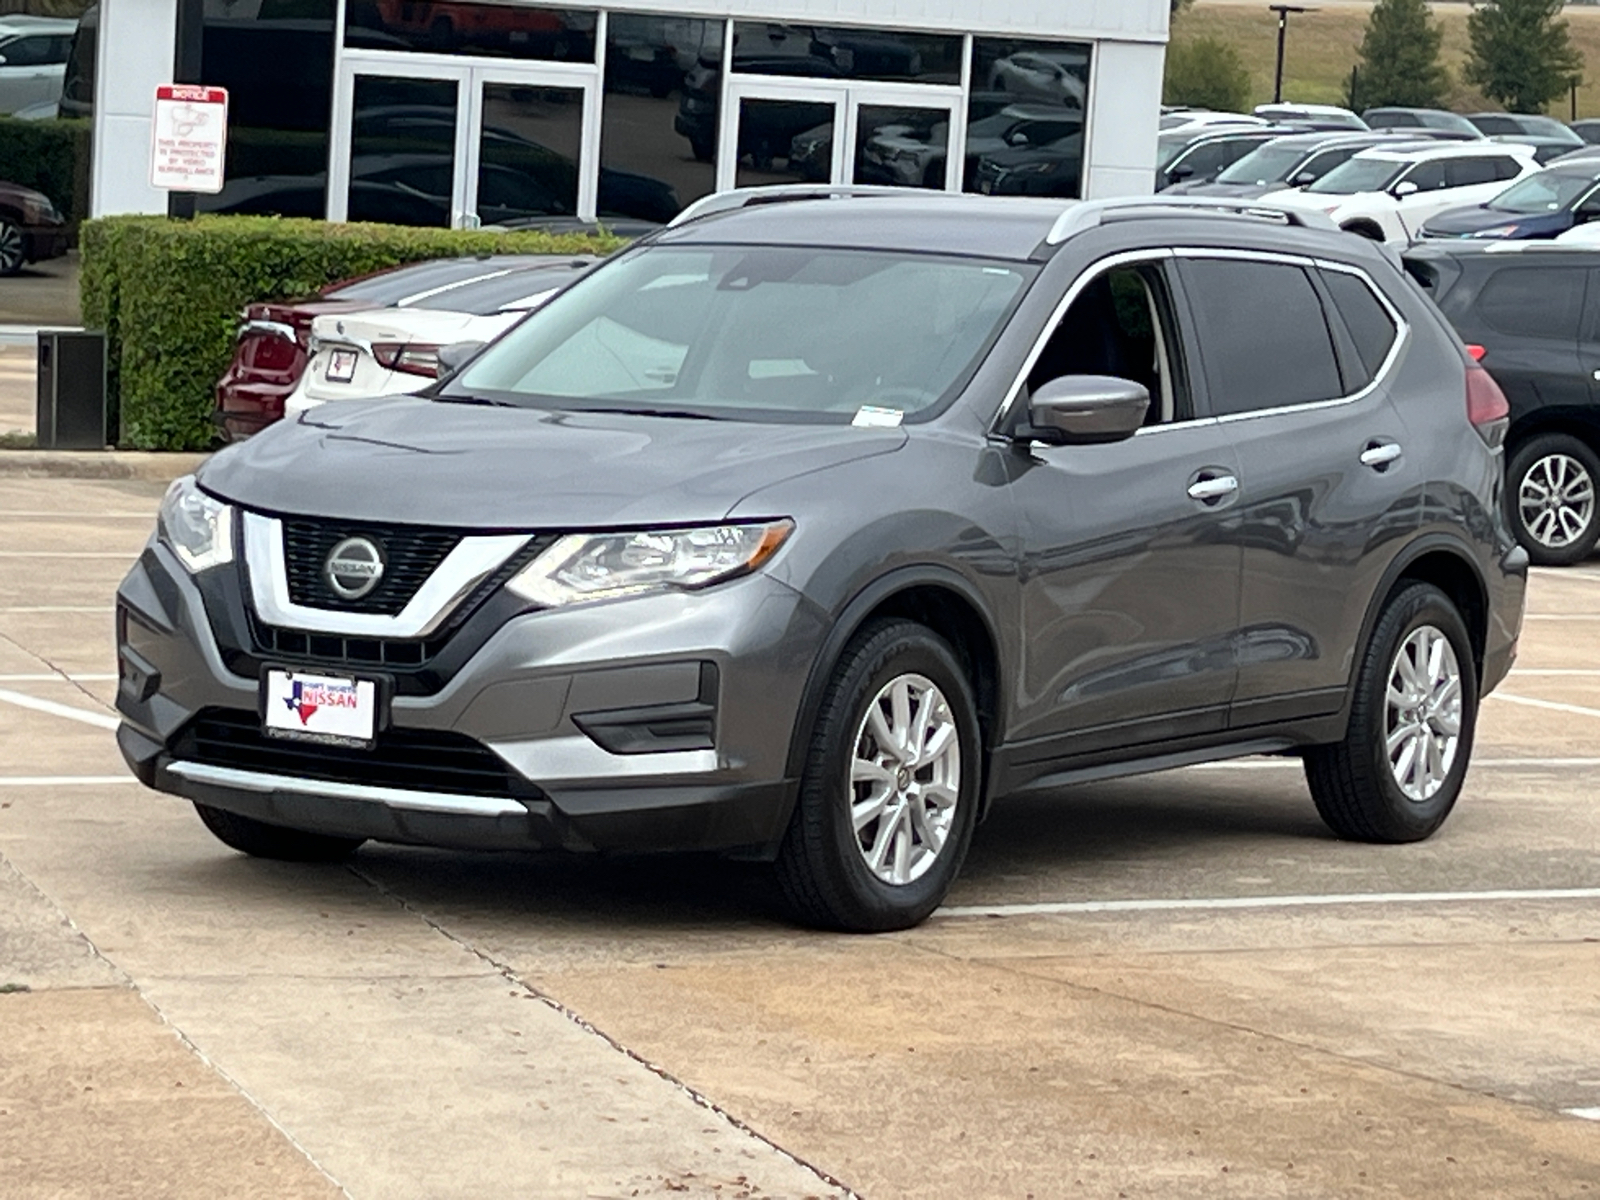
{"left": 0, "top": 180, "right": 68, "bottom": 276}
{"left": 215, "top": 256, "right": 550, "bottom": 440}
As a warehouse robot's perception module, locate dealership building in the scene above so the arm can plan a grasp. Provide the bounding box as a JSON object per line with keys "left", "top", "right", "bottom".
{"left": 88, "top": 0, "right": 1167, "bottom": 227}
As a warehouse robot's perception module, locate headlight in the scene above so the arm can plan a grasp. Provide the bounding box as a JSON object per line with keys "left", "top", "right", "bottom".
{"left": 1468, "top": 224, "right": 1521, "bottom": 238}
{"left": 158, "top": 476, "right": 234, "bottom": 573}
{"left": 507, "top": 520, "right": 793, "bottom": 607}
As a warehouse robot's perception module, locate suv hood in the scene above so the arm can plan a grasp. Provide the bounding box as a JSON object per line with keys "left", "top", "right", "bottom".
{"left": 1421, "top": 204, "right": 1570, "bottom": 238}
{"left": 197, "top": 395, "right": 908, "bottom": 529}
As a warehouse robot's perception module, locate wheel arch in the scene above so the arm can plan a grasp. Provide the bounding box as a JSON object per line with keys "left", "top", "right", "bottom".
{"left": 1341, "top": 218, "right": 1386, "bottom": 241}
{"left": 1505, "top": 411, "right": 1600, "bottom": 462}
{"left": 1358, "top": 536, "right": 1491, "bottom": 694}
{"left": 783, "top": 567, "right": 1004, "bottom": 812}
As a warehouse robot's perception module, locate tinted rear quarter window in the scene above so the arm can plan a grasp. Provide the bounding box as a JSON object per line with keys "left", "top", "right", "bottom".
{"left": 1477, "top": 266, "right": 1585, "bottom": 341}
{"left": 1321, "top": 269, "right": 1399, "bottom": 386}
{"left": 1180, "top": 258, "right": 1344, "bottom": 415}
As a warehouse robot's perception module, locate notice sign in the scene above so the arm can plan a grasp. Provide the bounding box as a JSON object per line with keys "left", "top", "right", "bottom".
{"left": 150, "top": 84, "right": 228, "bottom": 193}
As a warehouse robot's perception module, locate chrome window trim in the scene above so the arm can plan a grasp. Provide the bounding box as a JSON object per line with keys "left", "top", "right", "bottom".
{"left": 485, "top": 735, "right": 720, "bottom": 782}
{"left": 241, "top": 511, "right": 529, "bottom": 639}
{"left": 1174, "top": 246, "right": 1411, "bottom": 424}
{"left": 992, "top": 245, "right": 1411, "bottom": 438}
{"left": 166, "top": 761, "right": 529, "bottom": 818}
{"left": 990, "top": 248, "right": 1174, "bottom": 433}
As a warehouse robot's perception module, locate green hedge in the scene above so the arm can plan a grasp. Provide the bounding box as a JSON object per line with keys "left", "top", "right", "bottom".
{"left": 80, "top": 215, "right": 625, "bottom": 450}
{"left": 0, "top": 117, "right": 92, "bottom": 227}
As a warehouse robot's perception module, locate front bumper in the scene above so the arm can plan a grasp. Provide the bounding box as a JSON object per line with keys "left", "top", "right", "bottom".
{"left": 116, "top": 538, "right": 826, "bottom": 857}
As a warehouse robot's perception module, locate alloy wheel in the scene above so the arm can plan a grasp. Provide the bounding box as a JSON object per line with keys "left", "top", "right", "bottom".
{"left": 1384, "top": 624, "right": 1463, "bottom": 803}
{"left": 1518, "top": 452, "right": 1596, "bottom": 551}
{"left": 0, "top": 223, "right": 23, "bottom": 276}
{"left": 848, "top": 673, "right": 962, "bottom": 886}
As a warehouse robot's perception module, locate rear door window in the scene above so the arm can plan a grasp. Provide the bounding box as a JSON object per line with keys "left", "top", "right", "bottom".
{"left": 1321, "top": 269, "right": 1400, "bottom": 387}
{"left": 1178, "top": 258, "right": 1344, "bottom": 415}
{"left": 1478, "top": 266, "right": 1586, "bottom": 342}
{"left": 1446, "top": 157, "right": 1500, "bottom": 188}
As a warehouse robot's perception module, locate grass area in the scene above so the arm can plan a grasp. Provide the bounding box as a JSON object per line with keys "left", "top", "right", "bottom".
{"left": 1178, "top": 3, "right": 1600, "bottom": 118}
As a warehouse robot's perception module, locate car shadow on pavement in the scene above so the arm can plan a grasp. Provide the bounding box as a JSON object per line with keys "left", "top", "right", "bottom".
{"left": 161, "top": 769, "right": 1331, "bottom": 933}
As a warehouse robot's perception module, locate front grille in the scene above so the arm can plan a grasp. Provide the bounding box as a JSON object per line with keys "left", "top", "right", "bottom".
{"left": 172, "top": 708, "right": 540, "bottom": 800}
{"left": 250, "top": 623, "right": 443, "bottom": 669}
{"left": 282, "top": 519, "right": 462, "bottom": 615}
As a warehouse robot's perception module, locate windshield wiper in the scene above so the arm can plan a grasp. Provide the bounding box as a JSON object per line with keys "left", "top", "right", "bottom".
{"left": 434, "top": 393, "right": 517, "bottom": 407}
{"left": 572, "top": 405, "right": 728, "bottom": 421}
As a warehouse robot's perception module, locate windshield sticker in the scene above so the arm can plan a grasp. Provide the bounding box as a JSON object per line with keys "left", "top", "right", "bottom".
{"left": 853, "top": 406, "right": 905, "bottom": 429}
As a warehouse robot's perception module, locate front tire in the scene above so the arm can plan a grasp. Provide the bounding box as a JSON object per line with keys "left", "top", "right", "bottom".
{"left": 194, "top": 803, "right": 365, "bottom": 862}
{"left": 1304, "top": 583, "right": 1477, "bottom": 843}
{"left": 1506, "top": 433, "right": 1600, "bottom": 566}
{"left": 775, "top": 619, "right": 981, "bottom": 932}
{"left": 0, "top": 221, "right": 24, "bottom": 276}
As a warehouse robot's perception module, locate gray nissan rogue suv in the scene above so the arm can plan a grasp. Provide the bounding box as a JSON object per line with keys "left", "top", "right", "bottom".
{"left": 116, "top": 191, "right": 1527, "bottom": 931}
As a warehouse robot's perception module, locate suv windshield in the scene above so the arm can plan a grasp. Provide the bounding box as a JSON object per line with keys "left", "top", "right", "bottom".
{"left": 447, "top": 247, "right": 1034, "bottom": 422}
{"left": 1488, "top": 171, "right": 1597, "bottom": 214}
{"left": 1308, "top": 157, "right": 1407, "bottom": 195}
{"left": 1216, "top": 144, "right": 1308, "bottom": 185}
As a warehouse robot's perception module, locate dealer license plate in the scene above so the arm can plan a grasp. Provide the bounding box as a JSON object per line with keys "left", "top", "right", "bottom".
{"left": 263, "top": 668, "right": 377, "bottom": 748}
{"left": 326, "top": 348, "right": 359, "bottom": 383}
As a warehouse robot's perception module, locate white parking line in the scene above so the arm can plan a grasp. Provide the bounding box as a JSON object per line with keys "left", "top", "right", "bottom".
{"left": 0, "top": 776, "right": 138, "bottom": 787}
{"left": 1565, "top": 1108, "right": 1600, "bottom": 1122}
{"left": 0, "top": 688, "right": 118, "bottom": 730}
{"left": 938, "top": 887, "right": 1600, "bottom": 920}
{"left": 1191, "top": 756, "right": 1600, "bottom": 770}
{"left": 0, "top": 511, "right": 153, "bottom": 519}
{"left": 1510, "top": 669, "right": 1600, "bottom": 676}
{"left": 1523, "top": 615, "right": 1600, "bottom": 621}
{"left": 1488, "top": 692, "right": 1600, "bottom": 721}
{"left": 0, "top": 606, "right": 114, "bottom": 614}
{"left": 0, "top": 551, "right": 136, "bottom": 559}
{"left": 0, "top": 673, "right": 117, "bottom": 683}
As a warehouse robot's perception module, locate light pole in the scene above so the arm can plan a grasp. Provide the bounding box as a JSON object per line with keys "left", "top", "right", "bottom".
{"left": 1269, "top": 4, "right": 1311, "bottom": 105}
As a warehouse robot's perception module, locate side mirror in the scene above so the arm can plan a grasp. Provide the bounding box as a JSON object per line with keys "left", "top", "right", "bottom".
{"left": 1392, "top": 179, "right": 1420, "bottom": 198}
{"left": 1008, "top": 130, "right": 1029, "bottom": 146}
{"left": 1576, "top": 200, "right": 1600, "bottom": 221}
{"left": 1290, "top": 170, "right": 1317, "bottom": 187}
{"left": 1023, "top": 375, "right": 1150, "bottom": 446}
{"left": 436, "top": 341, "right": 486, "bottom": 377}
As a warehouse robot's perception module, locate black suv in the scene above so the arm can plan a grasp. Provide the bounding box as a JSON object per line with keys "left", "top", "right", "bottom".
{"left": 117, "top": 191, "right": 1526, "bottom": 931}
{"left": 1404, "top": 243, "right": 1600, "bottom": 565}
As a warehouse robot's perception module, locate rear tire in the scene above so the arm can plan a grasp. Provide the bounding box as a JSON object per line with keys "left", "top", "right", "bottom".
{"left": 1304, "top": 583, "right": 1477, "bottom": 843}
{"left": 774, "top": 619, "right": 981, "bottom": 932}
{"left": 1506, "top": 433, "right": 1600, "bottom": 566}
{"left": 194, "top": 803, "right": 365, "bottom": 862}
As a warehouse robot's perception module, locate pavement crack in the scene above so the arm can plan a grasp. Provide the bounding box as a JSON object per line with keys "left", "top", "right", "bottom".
{"left": 344, "top": 862, "right": 861, "bottom": 1200}
{"left": 0, "top": 628, "right": 114, "bottom": 712}
{"left": 0, "top": 852, "right": 352, "bottom": 1198}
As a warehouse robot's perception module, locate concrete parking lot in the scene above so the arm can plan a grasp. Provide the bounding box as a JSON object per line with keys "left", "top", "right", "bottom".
{"left": 2, "top": 465, "right": 1599, "bottom": 1198}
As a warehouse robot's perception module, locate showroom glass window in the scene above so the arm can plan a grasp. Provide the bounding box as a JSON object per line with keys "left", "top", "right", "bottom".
{"left": 728, "top": 23, "right": 961, "bottom": 84}
{"left": 967, "top": 39, "right": 1091, "bottom": 198}
{"left": 344, "top": 1, "right": 597, "bottom": 62}
{"left": 195, "top": 0, "right": 338, "bottom": 219}
{"left": 600, "top": 16, "right": 723, "bottom": 222}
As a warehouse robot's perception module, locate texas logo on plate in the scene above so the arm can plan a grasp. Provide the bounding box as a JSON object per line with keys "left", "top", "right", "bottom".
{"left": 264, "top": 670, "right": 376, "bottom": 745}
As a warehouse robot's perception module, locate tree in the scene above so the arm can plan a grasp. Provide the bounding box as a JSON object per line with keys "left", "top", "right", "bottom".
{"left": 1349, "top": 0, "right": 1448, "bottom": 110}
{"left": 1163, "top": 37, "right": 1251, "bottom": 112}
{"left": 1465, "top": 0, "right": 1584, "bottom": 114}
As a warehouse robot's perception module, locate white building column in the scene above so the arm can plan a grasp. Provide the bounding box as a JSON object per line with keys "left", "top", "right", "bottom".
{"left": 1083, "top": 40, "right": 1165, "bottom": 199}
{"left": 91, "top": 0, "right": 180, "bottom": 217}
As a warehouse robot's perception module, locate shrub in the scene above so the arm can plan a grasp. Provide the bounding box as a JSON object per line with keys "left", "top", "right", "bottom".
{"left": 1163, "top": 37, "right": 1252, "bottom": 113}
{"left": 0, "top": 117, "right": 92, "bottom": 227}
{"left": 80, "top": 215, "right": 625, "bottom": 450}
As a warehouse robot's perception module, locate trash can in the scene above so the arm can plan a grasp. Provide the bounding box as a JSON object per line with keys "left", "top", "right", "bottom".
{"left": 36, "top": 330, "right": 108, "bottom": 450}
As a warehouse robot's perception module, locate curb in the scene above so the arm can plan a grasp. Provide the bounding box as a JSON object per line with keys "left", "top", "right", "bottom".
{"left": 0, "top": 451, "right": 209, "bottom": 482}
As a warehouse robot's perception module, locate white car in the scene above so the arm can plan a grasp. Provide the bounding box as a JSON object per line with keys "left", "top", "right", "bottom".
{"left": 285, "top": 258, "right": 594, "bottom": 416}
{"left": 0, "top": 18, "right": 74, "bottom": 116}
{"left": 1253, "top": 102, "right": 1367, "bottom": 130}
{"left": 1158, "top": 109, "right": 1269, "bottom": 133}
{"left": 988, "top": 49, "right": 1087, "bottom": 107}
{"left": 1265, "top": 141, "right": 1541, "bottom": 244}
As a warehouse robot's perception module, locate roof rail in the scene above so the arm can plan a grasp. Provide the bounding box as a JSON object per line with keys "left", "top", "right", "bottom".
{"left": 668, "top": 184, "right": 963, "bottom": 228}
{"left": 1046, "top": 195, "right": 1339, "bottom": 245}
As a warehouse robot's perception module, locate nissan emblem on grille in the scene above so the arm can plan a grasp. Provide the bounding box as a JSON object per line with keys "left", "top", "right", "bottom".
{"left": 324, "top": 537, "right": 386, "bottom": 600}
